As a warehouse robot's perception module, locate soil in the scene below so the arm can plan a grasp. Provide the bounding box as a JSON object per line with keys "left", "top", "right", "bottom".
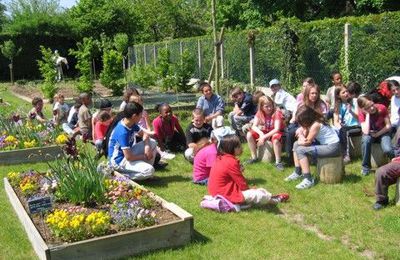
{"left": 13, "top": 183, "right": 180, "bottom": 246}
{"left": 11, "top": 81, "right": 113, "bottom": 101}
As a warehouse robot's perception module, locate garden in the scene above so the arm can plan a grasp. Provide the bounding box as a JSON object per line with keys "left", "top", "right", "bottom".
{"left": 1, "top": 84, "right": 400, "bottom": 260}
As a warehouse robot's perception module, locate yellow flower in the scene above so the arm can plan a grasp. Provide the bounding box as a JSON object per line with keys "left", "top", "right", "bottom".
{"left": 5, "top": 135, "right": 17, "bottom": 143}
{"left": 23, "top": 139, "right": 37, "bottom": 148}
{"left": 55, "top": 134, "right": 68, "bottom": 145}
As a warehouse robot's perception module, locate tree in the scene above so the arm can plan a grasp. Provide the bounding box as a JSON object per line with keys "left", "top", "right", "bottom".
{"left": 114, "top": 33, "right": 129, "bottom": 70}
{"left": 37, "top": 46, "right": 58, "bottom": 99}
{"left": 1, "top": 40, "right": 22, "bottom": 84}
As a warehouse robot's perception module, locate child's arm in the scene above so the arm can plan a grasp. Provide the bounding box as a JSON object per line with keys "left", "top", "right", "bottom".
{"left": 174, "top": 116, "right": 185, "bottom": 137}
{"left": 152, "top": 118, "right": 166, "bottom": 151}
{"left": 228, "top": 161, "right": 249, "bottom": 191}
{"left": 250, "top": 116, "right": 263, "bottom": 136}
{"left": 297, "top": 122, "right": 320, "bottom": 146}
{"left": 144, "top": 112, "right": 152, "bottom": 131}
{"left": 263, "top": 111, "right": 283, "bottom": 140}
{"left": 360, "top": 113, "right": 370, "bottom": 135}
{"left": 373, "top": 116, "right": 391, "bottom": 138}
{"left": 333, "top": 111, "right": 341, "bottom": 128}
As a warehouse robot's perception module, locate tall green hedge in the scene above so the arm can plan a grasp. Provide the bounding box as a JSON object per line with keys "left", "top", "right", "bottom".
{"left": 131, "top": 11, "right": 400, "bottom": 94}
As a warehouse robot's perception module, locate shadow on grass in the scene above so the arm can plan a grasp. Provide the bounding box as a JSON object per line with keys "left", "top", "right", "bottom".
{"left": 342, "top": 173, "right": 363, "bottom": 183}
{"left": 138, "top": 174, "right": 192, "bottom": 187}
{"left": 246, "top": 177, "right": 267, "bottom": 185}
{"left": 127, "top": 229, "right": 211, "bottom": 259}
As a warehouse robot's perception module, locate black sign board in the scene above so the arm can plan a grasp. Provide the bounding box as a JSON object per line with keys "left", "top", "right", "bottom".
{"left": 28, "top": 196, "right": 52, "bottom": 214}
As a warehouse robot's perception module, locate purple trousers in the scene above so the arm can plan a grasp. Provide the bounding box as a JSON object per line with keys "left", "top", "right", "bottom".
{"left": 375, "top": 162, "right": 400, "bottom": 203}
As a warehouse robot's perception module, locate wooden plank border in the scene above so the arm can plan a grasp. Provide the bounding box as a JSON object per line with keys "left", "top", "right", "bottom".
{"left": 0, "top": 145, "right": 62, "bottom": 165}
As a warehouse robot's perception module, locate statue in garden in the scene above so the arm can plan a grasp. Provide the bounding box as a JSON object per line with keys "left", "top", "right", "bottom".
{"left": 53, "top": 50, "right": 69, "bottom": 82}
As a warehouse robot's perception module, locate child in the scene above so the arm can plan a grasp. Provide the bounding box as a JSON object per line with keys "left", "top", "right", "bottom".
{"left": 196, "top": 82, "right": 225, "bottom": 125}
{"left": 296, "top": 77, "right": 315, "bottom": 104}
{"left": 325, "top": 71, "right": 343, "bottom": 114}
{"left": 119, "top": 87, "right": 140, "bottom": 112}
{"left": 357, "top": 96, "right": 394, "bottom": 175}
{"left": 347, "top": 81, "right": 362, "bottom": 99}
{"left": 92, "top": 99, "right": 112, "bottom": 141}
{"left": 28, "top": 97, "right": 46, "bottom": 123}
{"left": 94, "top": 110, "right": 113, "bottom": 152}
{"left": 229, "top": 87, "right": 257, "bottom": 138}
{"left": 284, "top": 106, "right": 340, "bottom": 189}
{"left": 108, "top": 102, "right": 157, "bottom": 180}
{"left": 333, "top": 86, "right": 361, "bottom": 163}
{"left": 52, "top": 94, "right": 69, "bottom": 126}
{"left": 78, "top": 93, "right": 92, "bottom": 141}
{"left": 389, "top": 80, "right": 400, "bottom": 130}
{"left": 269, "top": 79, "right": 297, "bottom": 122}
{"left": 192, "top": 126, "right": 235, "bottom": 185}
{"left": 184, "top": 108, "right": 213, "bottom": 163}
{"left": 62, "top": 98, "right": 81, "bottom": 136}
{"left": 246, "top": 96, "right": 285, "bottom": 170}
{"left": 208, "top": 134, "right": 289, "bottom": 207}
{"left": 152, "top": 103, "right": 186, "bottom": 152}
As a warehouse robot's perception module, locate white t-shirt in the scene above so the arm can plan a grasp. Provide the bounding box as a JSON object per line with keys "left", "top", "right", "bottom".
{"left": 390, "top": 96, "right": 400, "bottom": 127}
{"left": 386, "top": 76, "right": 400, "bottom": 85}
{"left": 274, "top": 89, "right": 297, "bottom": 113}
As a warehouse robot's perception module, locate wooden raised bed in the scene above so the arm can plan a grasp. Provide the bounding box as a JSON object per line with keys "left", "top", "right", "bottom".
{"left": 0, "top": 145, "right": 63, "bottom": 165}
{"left": 4, "top": 178, "right": 193, "bottom": 260}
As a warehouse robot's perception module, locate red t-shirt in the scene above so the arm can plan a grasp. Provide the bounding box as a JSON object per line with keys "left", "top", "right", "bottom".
{"left": 152, "top": 115, "right": 182, "bottom": 140}
{"left": 255, "top": 109, "right": 285, "bottom": 133}
{"left": 208, "top": 154, "right": 249, "bottom": 204}
{"left": 94, "top": 120, "right": 112, "bottom": 141}
{"left": 358, "top": 103, "right": 388, "bottom": 131}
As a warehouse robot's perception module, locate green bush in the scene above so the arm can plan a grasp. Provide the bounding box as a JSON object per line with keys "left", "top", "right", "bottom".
{"left": 174, "top": 49, "right": 195, "bottom": 92}
{"left": 37, "top": 46, "right": 58, "bottom": 99}
{"left": 69, "top": 38, "right": 94, "bottom": 93}
{"left": 100, "top": 49, "right": 124, "bottom": 96}
{"left": 127, "top": 64, "right": 156, "bottom": 88}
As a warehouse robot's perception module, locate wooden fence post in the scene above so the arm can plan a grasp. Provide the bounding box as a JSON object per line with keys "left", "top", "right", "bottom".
{"left": 143, "top": 45, "right": 147, "bottom": 66}
{"left": 220, "top": 41, "right": 224, "bottom": 79}
{"left": 344, "top": 23, "right": 351, "bottom": 74}
{"left": 249, "top": 44, "right": 255, "bottom": 89}
{"left": 153, "top": 45, "right": 157, "bottom": 67}
{"left": 179, "top": 41, "right": 183, "bottom": 64}
{"left": 197, "top": 39, "right": 202, "bottom": 79}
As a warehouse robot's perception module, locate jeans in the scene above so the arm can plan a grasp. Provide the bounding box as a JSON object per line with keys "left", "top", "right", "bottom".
{"left": 228, "top": 111, "right": 253, "bottom": 132}
{"left": 361, "top": 133, "right": 394, "bottom": 169}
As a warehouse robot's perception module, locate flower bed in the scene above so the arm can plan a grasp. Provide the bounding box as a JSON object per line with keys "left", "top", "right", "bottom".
{"left": 4, "top": 150, "right": 193, "bottom": 259}
{"left": 0, "top": 117, "right": 66, "bottom": 164}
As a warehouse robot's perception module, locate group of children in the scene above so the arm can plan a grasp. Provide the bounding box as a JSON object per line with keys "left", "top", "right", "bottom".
{"left": 25, "top": 73, "right": 400, "bottom": 211}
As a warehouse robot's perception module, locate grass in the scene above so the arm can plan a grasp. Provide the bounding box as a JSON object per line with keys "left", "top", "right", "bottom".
{"left": 0, "top": 85, "right": 400, "bottom": 259}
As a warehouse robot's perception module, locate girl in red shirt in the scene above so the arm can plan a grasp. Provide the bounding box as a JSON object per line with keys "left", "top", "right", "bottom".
{"left": 208, "top": 134, "right": 289, "bottom": 206}
{"left": 246, "top": 95, "right": 285, "bottom": 170}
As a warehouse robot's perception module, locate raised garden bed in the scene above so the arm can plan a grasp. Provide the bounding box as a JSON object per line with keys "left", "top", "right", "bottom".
{"left": 0, "top": 145, "right": 63, "bottom": 165}
{"left": 4, "top": 176, "right": 193, "bottom": 260}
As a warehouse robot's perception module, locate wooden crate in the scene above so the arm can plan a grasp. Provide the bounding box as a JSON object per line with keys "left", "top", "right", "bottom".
{"left": 0, "top": 145, "right": 63, "bottom": 165}
{"left": 4, "top": 178, "right": 194, "bottom": 260}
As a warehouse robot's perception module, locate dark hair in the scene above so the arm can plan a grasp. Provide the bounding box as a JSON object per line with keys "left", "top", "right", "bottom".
{"left": 303, "top": 84, "right": 327, "bottom": 114}
{"left": 230, "top": 86, "right": 243, "bottom": 98}
{"left": 102, "top": 111, "right": 124, "bottom": 158}
{"left": 347, "top": 81, "right": 362, "bottom": 96}
{"left": 155, "top": 103, "right": 171, "bottom": 113}
{"left": 99, "top": 99, "right": 112, "bottom": 109}
{"left": 330, "top": 71, "right": 341, "bottom": 80}
{"left": 198, "top": 82, "right": 211, "bottom": 92}
{"left": 124, "top": 102, "right": 143, "bottom": 118}
{"left": 388, "top": 80, "right": 400, "bottom": 89}
{"left": 357, "top": 95, "right": 372, "bottom": 109}
{"left": 295, "top": 105, "right": 324, "bottom": 128}
{"left": 98, "top": 110, "right": 111, "bottom": 122}
{"left": 217, "top": 134, "right": 241, "bottom": 155}
{"left": 123, "top": 87, "right": 140, "bottom": 102}
{"left": 303, "top": 77, "right": 315, "bottom": 85}
{"left": 32, "top": 97, "right": 43, "bottom": 106}
{"left": 73, "top": 98, "right": 82, "bottom": 109}
{"left": 334, "top": 86, "right": 348, "bottom": 114}
{"left": 252, "top": 90, "right": 265, "bottom": 105}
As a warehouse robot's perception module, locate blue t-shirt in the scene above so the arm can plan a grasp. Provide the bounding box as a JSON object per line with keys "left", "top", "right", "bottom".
{"left": 196, "top": 94, "right": 225, "bottom": 117}
{"left": 339, "top": 100, "right": 359, "bottom": 127}
{"left": 108, "top": 121, "right": 141, "bottom": 165}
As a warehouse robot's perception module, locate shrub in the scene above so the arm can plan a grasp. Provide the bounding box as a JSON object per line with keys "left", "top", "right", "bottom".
{"left": 100, "top": 49, "right": 124, "bottom": 96}
{"left": 37, "top": 46, "right": 58, "bottom": 99}
{"left": 127, "top": 64, "right": 156, "bottom": 88}
{"left": 69, "top": 37, "right": 94, "bottom": 93}
{"left": 174, "top": 49, "right": 195, "bottom": 92}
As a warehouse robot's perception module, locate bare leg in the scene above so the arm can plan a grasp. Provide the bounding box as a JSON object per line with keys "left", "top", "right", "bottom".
{"left": 273, "top": 139, "right": 282, "bottom": 162}
{"left": 246, "top": 132, "right": 257, "bottom": 159}
{"left": 299, "top": 157, "right": 311, "bottom": 174}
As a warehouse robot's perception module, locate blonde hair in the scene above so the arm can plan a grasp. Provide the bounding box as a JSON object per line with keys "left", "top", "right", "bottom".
{"left": 255, "top": 95, "right": 275, "bottom": 125}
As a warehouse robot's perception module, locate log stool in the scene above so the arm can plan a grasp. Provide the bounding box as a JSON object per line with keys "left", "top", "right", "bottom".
{"left": 395, "top": 178, "right": 400, "bottom": 206}
{"left": 349, "top": 135, "right": 362, "bottom": 158}
{"left": 371, "top": 143, "right": 388, "bottom": 169}
{"left": 258, "top": 141, "right": 274, "bottom": 163}
{"left": 317, "top": 156, "right": 345, "bottom": 184}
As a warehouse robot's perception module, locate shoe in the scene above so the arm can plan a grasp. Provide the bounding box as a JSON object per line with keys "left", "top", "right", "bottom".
{"left": 361, "top": 167, "right": 370, "bottom": 176}
{"left": 160, "top": 151, "right": 175, "bottom": 160}
{"left": 245, "top": 158, "right": 258, "bottom": 165}
{"left": 275, "top": 162, "right": 284, "bottom": 171}
{"left": 271, "top": 193, "right": 290, "bottom": 203}
{"left": 295, "top": 178, "right": 315, "bottom": 189}
{"left": 154, "top": 161, "right": 168, "bottom": 170}
{"left": 373, "top": 201, "right": 388, "bottom": 210}
{"left": 343, "top": 155, "right": 351, "bottom": 164}
{"left": 284, "top": 172, "right": 302, "bottom": 181}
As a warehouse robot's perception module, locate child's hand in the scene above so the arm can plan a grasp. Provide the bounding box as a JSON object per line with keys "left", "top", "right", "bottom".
{"left": 144, "top": 145, "right": 153, "bottom": 160}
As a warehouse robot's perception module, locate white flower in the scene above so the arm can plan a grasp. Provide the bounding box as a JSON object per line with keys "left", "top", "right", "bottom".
{"left": 51, "top": 180, "right": 58, "bottom": 189}
{"left": 41, "top": 183, "right": 50, "bottom": 192}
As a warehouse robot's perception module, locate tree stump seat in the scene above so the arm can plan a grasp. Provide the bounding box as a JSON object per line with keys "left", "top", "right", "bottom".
{"left": 317, "top": 155, "right": 345, "bottom": 184}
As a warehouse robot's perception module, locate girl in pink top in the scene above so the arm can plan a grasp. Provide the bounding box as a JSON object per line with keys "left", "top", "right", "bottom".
{"left": 94, "top": 110, "right": 113, "bottom": 151}
{"left": 152, "top": 103, "right": 186, "bottom": 152}
{"left": 246, "top": 96, "right": 285, "bottom": 170}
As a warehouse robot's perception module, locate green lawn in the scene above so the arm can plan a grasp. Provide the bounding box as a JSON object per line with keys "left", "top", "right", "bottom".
{"left": 0, "top": 85, "right": 399, "bottom": 259}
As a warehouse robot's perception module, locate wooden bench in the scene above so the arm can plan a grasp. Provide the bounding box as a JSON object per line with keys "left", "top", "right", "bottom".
{"left": 317, "top": 155, "right": 345, "bottom": 184}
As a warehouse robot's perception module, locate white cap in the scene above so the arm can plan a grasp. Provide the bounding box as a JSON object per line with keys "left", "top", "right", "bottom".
{"left": 211, "top": 126, "right": 236, "bottom": 147}
{"left": 269, "top": 79, "right": 280, "bottom": 87}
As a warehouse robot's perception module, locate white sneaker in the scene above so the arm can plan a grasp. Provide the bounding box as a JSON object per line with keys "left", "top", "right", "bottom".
{"left": 160, "top": 151, "right": 175, "bottom": 160}
{"left": 295, "top": 178, "right": 314, "bottom": 189}
{"left": 284, "top": 172, "right": 302, "bottom": 182}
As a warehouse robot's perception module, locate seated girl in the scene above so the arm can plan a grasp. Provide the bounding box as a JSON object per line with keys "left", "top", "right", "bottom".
{"left": 28, "top": 97, "right": 46, "bottom": 123}
{"left": 285, "top": 106, "right": 340, "bottom": 189}
{"left": 333, "top": 86, "right": 361, "bottom": 163}
{"left": 152, "top": 103, "right": 186, "bottom": 153}
{"left": 108, "top": 102, "right": 157, "bottom": 180}
{"left": 246, "top": 96, "right": 285, "bottom": 170}
{"left": 193, "top": 126, "right": 235, "bottom": 185}
{"left": 208, "top": 134, "right": 289, "bottom": 207}
{"left": 94, "top": 110, "right": 113, "bottom": 152}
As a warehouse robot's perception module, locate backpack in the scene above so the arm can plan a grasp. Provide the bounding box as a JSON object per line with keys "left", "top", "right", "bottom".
{"left": 200, "top": 195, "right": 240, "bottom": 213}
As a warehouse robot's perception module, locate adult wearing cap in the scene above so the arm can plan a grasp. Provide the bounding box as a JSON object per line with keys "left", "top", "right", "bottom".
{"left": 196, "top": 82, "right": 225, "bottom": 125}
{"left": 192, "top": 126, "right": 236, "bottom": 185}
{"left": 92, "top": 99, "right": 113, "bottom": 141}
{"left": 269, "top": 79, "right": 297, "bottom": 118}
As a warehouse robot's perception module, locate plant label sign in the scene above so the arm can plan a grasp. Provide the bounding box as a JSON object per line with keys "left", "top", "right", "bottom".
{"left": 28, "top": 196, "right": 52, "bottom": 214}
